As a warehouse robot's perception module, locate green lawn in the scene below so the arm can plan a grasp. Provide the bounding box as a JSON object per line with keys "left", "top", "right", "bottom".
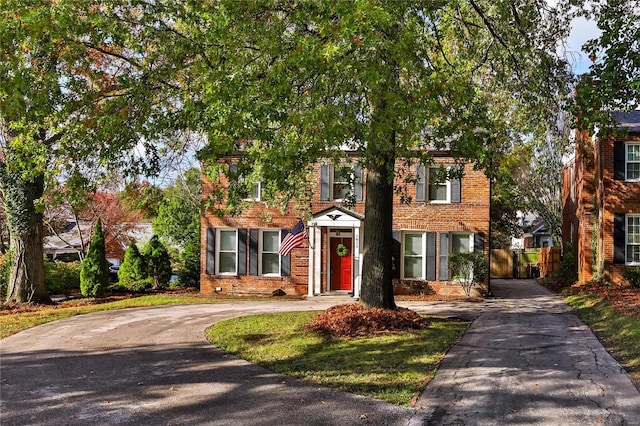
{"left": 206, "top": 311, "right": 469, "bottom": 406}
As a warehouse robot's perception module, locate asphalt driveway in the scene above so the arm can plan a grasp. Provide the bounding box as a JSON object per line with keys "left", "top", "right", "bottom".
{"left": 1, "top": 280, "right": 639, "bottom": 425}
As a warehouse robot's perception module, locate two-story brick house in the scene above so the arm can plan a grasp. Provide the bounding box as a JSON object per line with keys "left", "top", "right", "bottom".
{"left": 201, "top": 151, "right": 490, "bottom": 298}
{"left": 562, "top": 110, "right": 640, "bottom": 284}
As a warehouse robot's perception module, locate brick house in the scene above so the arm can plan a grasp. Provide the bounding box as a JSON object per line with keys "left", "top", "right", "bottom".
{"left": 201, "top": 152, "right": 490, "bottom": 298}
{"left": 562, "top": 110, "right": 640, "bottom": 284}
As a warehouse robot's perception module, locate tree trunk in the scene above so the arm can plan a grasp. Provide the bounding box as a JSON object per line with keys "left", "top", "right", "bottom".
{"left": 360, "top": 148, "right": 396, "bottom": 310}
{"left": 1, "top": 164, "right": 50, "bottom": 303}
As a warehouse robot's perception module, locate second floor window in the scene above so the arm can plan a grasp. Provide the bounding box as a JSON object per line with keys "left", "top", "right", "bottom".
{"left": 229, "top": 164, "right": 263, "bottom": 201}
{"left": 627, "top": 143, "right": 640, "bottom": 181}
{"left": 320, "top": 164, "right": 364, "bottom": 202}
{"left": 614, "top": 141, "right": 640, "bottom": 181}
{"left": 416, "top": 164, "right": 461, "bottom": 203}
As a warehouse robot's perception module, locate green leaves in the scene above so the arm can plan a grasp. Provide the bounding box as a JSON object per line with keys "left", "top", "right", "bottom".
{"left": 575, "top": 0, "right": 639, "bottom": 135}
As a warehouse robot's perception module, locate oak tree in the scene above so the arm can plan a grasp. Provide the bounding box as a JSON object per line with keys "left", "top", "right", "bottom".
{"left": 173, "top": 0, "right": 574, "bottom": 308}
{"left": 0, "top": 1, "right": 186, "bottom": 302}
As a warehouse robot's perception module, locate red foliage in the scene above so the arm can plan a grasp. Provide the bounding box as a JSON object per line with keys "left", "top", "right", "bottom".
{"left": 305, "top": 303, "right": 429, "bottom": 339}
{"left": 82, "top": 192, "right": 142, "bottom": 259}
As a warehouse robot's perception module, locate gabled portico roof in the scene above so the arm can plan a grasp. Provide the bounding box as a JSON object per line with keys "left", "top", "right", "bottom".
{"left": 309, "top": 206, "right": 364, "bottom": 227}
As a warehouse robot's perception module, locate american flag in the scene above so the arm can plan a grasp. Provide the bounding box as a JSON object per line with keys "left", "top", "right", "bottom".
{"left": 279, "top": 219, "right": 307, "bottom": 256}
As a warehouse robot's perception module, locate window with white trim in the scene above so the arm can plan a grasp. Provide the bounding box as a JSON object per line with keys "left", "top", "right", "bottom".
{"left": 216, "top": 229, "right": 238, "bottom": 274}
{"left": 627, "top": 143, "right": 640, "bottom": 181}
{"left": 415, "top": 164, "right": 461, "bottom": 203}
{"left": 332, "top": 166, "right": 352, "bottom": 200}
{"left": 428, "top": 167, "right": 450, "bottom": 202}
{"left": 627, "top": 215, "right": 640, "bottom": 265}
{"left": 403, "top": 233, "right": 424, "bottom": 279}
{"left": 320, "top": 164, "right": 363, "bottom": 202}
{"left": 260, "top": 229, "right": 281, "bottom": 275}
{"left": 249, "top": 182, "right": 263, "bottom": 201}
{"left": 450, "top": 232, "right": 473, "bottom": 254}
{"left": 401, "top": 231, "right": 436, "bottom": 280}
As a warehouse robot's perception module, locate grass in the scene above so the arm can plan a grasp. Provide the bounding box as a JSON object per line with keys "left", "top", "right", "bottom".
{"left": 565, "top": 293, "right": 640, "bottom": 388}
{"left": 0, "top": 293, "right": 283, "bottom": 338}
{"left": 205, "top": 311, "right": 469, "bottom": 406}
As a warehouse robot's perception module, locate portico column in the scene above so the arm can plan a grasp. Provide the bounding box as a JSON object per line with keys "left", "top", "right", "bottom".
{"left": 353, "top": 226, "right": 361, "bottom": 299}
{"left": 307, "top": 225, "right": 315, "bottom": 297}
{"left": 314, "top": 226, "right": 322, "bottom": 295}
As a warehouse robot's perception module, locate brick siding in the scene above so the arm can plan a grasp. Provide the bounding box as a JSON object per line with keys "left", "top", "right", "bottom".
{"left": 201, "top": 155, "right": 490, "bottom": 296}
{"left": 563, "top": 132, "right": 640, "bottom": 285}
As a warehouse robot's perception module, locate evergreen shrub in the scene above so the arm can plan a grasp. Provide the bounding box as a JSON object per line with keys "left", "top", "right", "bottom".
{"left": 80, "top": 219, "right": 110, "bottom": 297}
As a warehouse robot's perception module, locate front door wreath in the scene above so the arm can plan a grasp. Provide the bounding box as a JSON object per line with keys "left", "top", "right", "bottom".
{"left": 336, "top": 243, "right": 349, "bottom": 257}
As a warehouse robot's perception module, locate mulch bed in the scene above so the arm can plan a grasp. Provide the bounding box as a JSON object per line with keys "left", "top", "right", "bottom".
{"left": 305, "top": 303, "right": 429, "bottom": 339}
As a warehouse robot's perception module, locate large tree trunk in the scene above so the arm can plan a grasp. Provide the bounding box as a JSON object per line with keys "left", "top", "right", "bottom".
{"left": 360, "top": 148, "right": 396, "bottom": 310}
{"left": 1, "top": 164, "right": 50, "bottom": 303}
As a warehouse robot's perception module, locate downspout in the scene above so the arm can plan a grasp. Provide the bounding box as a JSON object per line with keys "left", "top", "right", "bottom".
{"left": 486, "top": 158, "right": 493, "bottom": 297}
{"left": 597, "top": 139, "right": 606, "bottom": 280}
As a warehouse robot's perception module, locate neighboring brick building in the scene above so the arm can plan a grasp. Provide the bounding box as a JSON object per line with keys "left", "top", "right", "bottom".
{"left": 562, "top": 110, "right": 640, "bottom": 284}
{"left": 201, "top": 152, "right": 490, "bottom": 298}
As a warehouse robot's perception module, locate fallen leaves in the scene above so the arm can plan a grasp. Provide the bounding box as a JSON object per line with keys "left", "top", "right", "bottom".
{"left": 564, "top": 282, "right": 640, "bottom": 318}
{"left": 305, "top": 304, "right": 428, "bottom": 339}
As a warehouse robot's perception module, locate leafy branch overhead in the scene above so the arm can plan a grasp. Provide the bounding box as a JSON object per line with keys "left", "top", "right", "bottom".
{"left": 2, "top": 0, "right": 629, "bottom": 306}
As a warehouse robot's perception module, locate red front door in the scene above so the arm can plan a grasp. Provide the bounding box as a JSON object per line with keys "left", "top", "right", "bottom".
{"left": 330, "top": 238, "right": 352, "bottom": 291}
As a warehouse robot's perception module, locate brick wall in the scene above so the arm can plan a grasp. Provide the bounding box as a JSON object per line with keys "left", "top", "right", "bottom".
{"left": 201, "top": 155, "right": 489, "bottom": 296}
{"left": 601, "top": 136, "right": 640, "bottom": 284}
{"left": 563, "top": 132, "right": 640, "bottom": 285}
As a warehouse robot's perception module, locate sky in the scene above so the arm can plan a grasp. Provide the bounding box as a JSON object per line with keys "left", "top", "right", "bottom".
{"left": 566, "top": 16, "right": 601, "bottom": 75}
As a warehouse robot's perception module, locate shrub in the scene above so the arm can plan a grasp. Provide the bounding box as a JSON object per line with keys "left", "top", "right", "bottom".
{"left": 45, "top": 260, "right": 81, "bottom": 294}
{"left": 551, "top": 243, "right": 577, "bottom": 288}
{"left": 80, "top": 219, "right": 110, "bottom": 297}
{"left": 176, "top": 231, "right": 200, "bottom": 288}
{"left": 450, "top": 252, "right": 487, "bottom": 297}
{"left": 127, "top": 277, "right": 154, "bottom": 293}
{"left": 0, "top": 253, "right": 10, "bottom": 301}
{"left": 142, "top": 236, "right": 172, "bottom": 289}
{"left": 623, "top": 266, "right": 640, "bottom": 288}
{"left": 118, "top": 241, "right": 148, "bottom": 289}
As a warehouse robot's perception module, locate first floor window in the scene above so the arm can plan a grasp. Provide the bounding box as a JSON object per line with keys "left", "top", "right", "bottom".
{"left": 451, "top": 233, "right": 473, "bottom": 254}
{"left": 217, "top": 229, "right": 238, "bottom": 274}
{"left": 261, "top": 230, "right": 281, "bottom": 275}
{"left": 403, "top": 233, "right": 424, "bottom": 279}
{"left": 401, "top": 232, "right": 436, "bottom": 280}
{"left": 628, "top": 215, "right": 640, "bottom": 265}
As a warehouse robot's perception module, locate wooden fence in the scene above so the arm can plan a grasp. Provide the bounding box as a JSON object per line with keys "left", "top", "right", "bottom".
{"left": 539, "top": 246, "right": 561, "bottom": 278}
{"left": 491, "top": 248, "right": 559, "bottom": 279}
{"left": 491, "top": 249, "right": 513, "bottom": 278}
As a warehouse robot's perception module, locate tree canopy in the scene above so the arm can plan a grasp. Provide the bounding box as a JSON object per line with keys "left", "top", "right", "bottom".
{"left": 0, "top": 1, "right": 188, "bottom": 302}
{"left": 169, "top": 0, "right": 574, "bottom": 307}
{"left": 575, "top": 0, "right": 640, "bottom": 133}
{"left": 2, "top": 0, "right": 617, "bottom": 306}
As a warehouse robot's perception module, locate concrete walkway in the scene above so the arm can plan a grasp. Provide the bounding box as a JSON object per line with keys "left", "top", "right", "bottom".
{"left": 1, "top": 280, "right": 639, "bottom": 425}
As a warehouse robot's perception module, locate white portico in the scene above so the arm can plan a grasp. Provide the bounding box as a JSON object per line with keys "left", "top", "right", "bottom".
{"left": 307, "top": 206, "right": 364, "bottom": 298}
